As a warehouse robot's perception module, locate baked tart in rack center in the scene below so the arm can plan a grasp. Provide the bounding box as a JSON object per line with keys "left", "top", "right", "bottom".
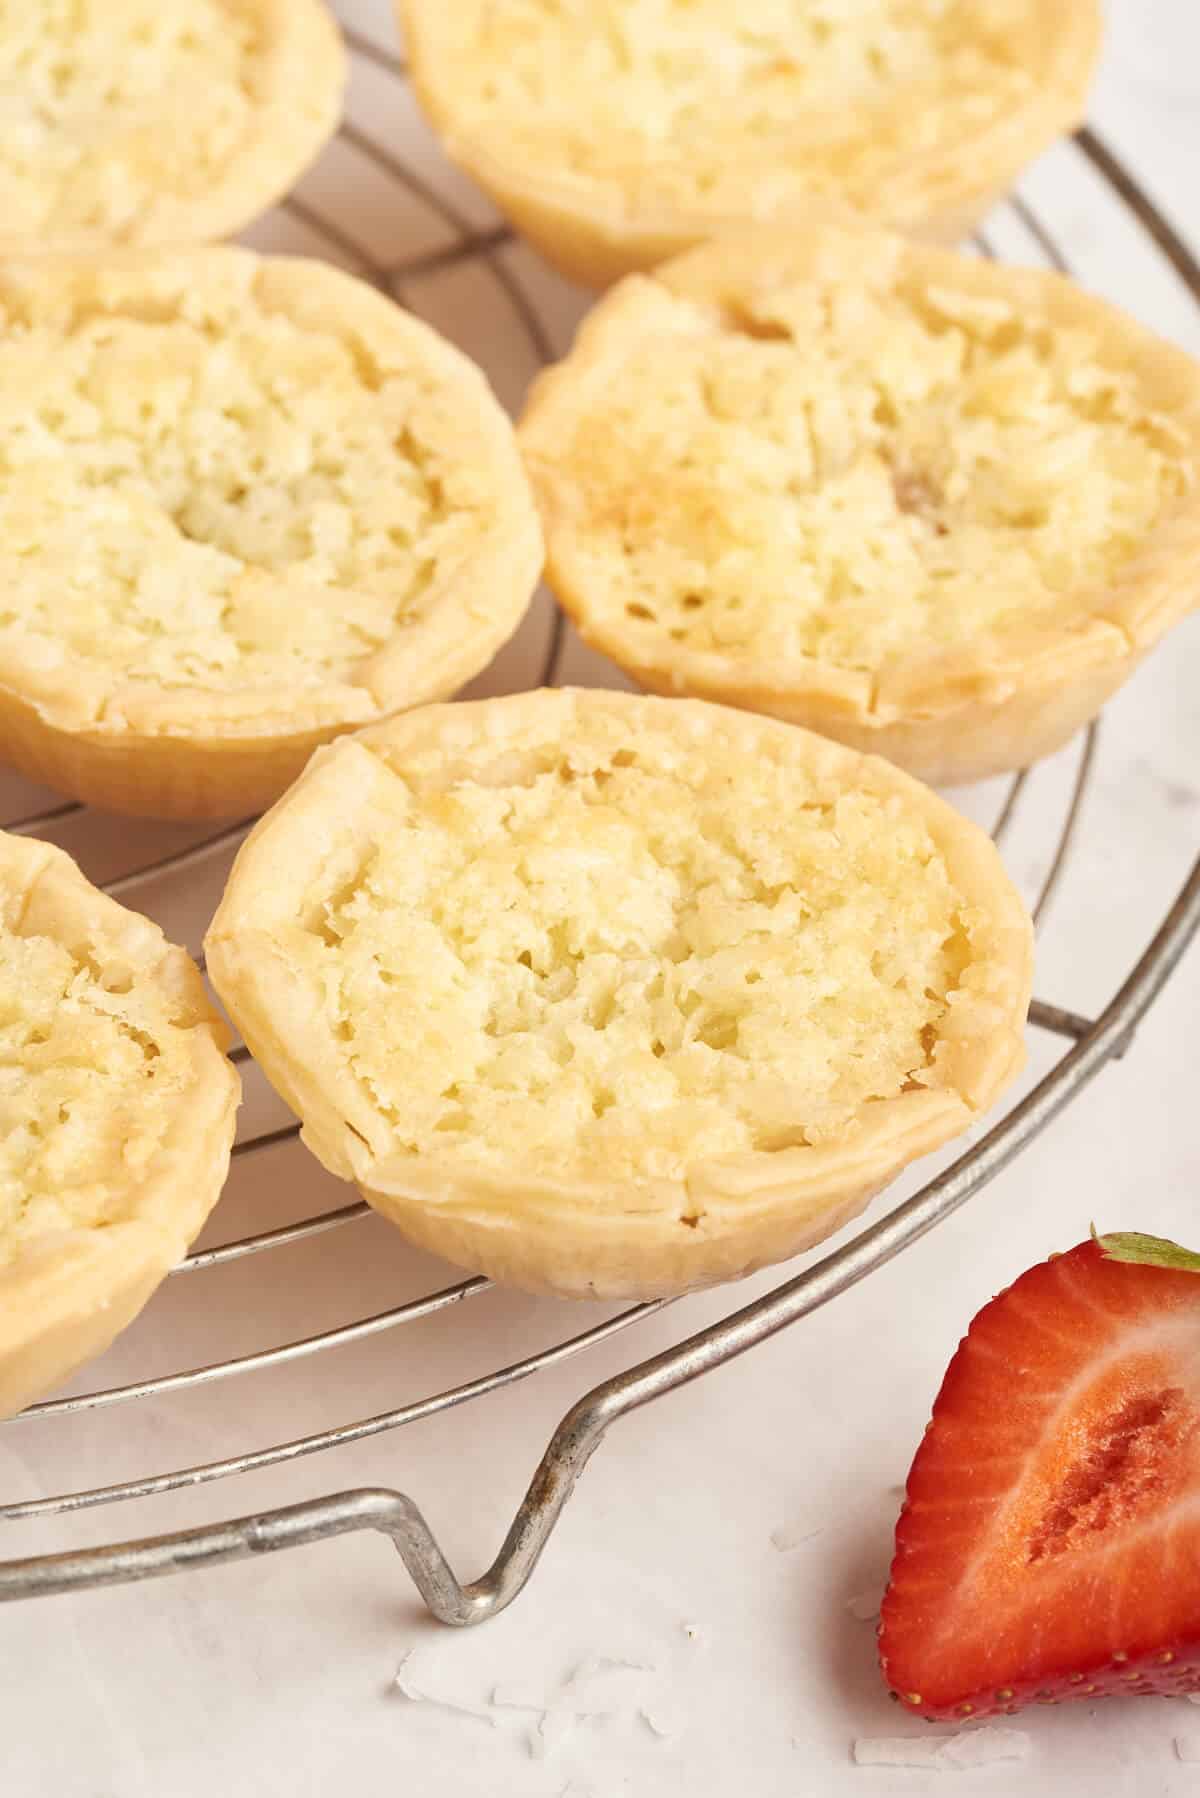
{"left": 207, "top": 688, "right": 1032, "bottom": 1299}
{"left": 0, "top": 831, "right": 239, "bottom": 1417}
{"left": 520, "top": 227, "right": 1200, "bottom": 783}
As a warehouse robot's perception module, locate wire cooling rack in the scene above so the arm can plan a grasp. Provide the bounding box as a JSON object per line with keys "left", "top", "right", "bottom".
{"left": 0, "top": 14, "right": 1198, "bottom": 1622}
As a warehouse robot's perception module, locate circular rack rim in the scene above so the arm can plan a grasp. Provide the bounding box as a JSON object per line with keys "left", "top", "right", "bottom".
{"left": 0, "top": 109, "right": 1198, "bottom": 1619}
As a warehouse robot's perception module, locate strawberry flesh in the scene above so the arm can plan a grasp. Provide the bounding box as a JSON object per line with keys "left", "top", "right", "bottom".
{"left": 879, "top": 1237, "right": 1200, "bottom": 1719}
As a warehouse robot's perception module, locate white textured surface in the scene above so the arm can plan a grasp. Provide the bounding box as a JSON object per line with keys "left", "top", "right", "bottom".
{"left": 2, "top": 2, "right": 1199, "bottom": 1793}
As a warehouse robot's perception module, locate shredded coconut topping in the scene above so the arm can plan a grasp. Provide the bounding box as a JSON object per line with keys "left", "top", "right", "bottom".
{"left": 540, "top": 271, "right": 1190, "bottom": 675}
{"left": 0, "top": 859, "right": 206, "bottom": 1261}
{"left": 0, "top": 0, "right": 263, "bottom": 239}
{"left": 430, "top": 0, "right": 1044, "bottom": 213}
{"left": 303, "top": 707, "right": 973, "bottom": 1183}
{"left": 0, "top": 260, "right": 502, "bottom": 713}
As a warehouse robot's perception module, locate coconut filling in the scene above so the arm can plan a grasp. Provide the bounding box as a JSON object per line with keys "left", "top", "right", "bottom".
{"left": 547, "top": 275, "right": 1191, "bottom": 674}
{"left": 301, "top": 731, "right": 977, "bottom": 1188}
{"left": 0, "top": 0, "right": 263, "bottom": 236}
{"left": 430, "top": 0, "right": 1042, "bottom": 207}
{"left": 0, "top": 277, "right": 494, "bottom": 717}
{"left": 0, "top": 910, "right": 197, "bottom": 1264}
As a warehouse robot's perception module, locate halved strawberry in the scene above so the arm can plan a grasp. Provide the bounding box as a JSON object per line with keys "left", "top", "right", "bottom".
{"left": 879, "top": 1233, "right": 1200, "bottom": 1720}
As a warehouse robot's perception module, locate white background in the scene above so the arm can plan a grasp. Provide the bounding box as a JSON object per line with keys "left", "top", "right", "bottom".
{"left": 2, "top": 2, "right": 1199, "bottom": 1793}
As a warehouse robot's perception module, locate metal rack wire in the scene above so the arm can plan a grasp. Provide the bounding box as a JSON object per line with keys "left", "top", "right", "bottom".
{"left": 0, "top": 44, "right": 1197, "bottom": 1619}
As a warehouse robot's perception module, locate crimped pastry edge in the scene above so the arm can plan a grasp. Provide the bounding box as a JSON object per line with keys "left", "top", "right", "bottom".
{"left": 398, "top": 0, "right": 1102, "bottom": 287}
{"left": 206, "top": 688, "right": 1032, "bottom": 1299}
{"left": 519, "top": 225, "right": 1200, "bottom": 784}
{"left": 0, "top": 247, "right": 544, "bottom": 818}
{"left": 0, "top": 831, "right": 240, "bottom": 1417}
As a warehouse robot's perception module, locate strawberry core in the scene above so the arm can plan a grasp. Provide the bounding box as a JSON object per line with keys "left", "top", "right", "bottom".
{"left": 1027, "top": 1386, "right": 1194, "bottom": 1561}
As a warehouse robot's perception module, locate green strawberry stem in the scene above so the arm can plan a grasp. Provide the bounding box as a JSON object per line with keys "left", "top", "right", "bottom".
{"left": 1091, "top": 1225, "right": 1200, "bottom": 1274}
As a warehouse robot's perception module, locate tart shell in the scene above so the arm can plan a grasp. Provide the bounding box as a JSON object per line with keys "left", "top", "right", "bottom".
{"left": 0, "top": 250, "right": 543, "bottom": 819}
{"left": 206, "top": 688, "right": 1032, "bottom": 1300}
{"left": 0, "top": 0, "right": 346, "bottom": 259}
{"left": 399, "top": 0, "right": 1102, "bottom": 288}
{"left": 520, "top": 229, "right": 1200, "bottom": 785}
{"left": 0, "top": 832, "right": 239, "bottom": 1417}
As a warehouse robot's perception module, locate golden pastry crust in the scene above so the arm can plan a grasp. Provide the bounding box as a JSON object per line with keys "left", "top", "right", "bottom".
{"left": 0, "top": 0, "right": 345, "bottom": 256}
{"left": 398, "top": 0, "right": 1102, "bottom": 287}
{"left": 0, "top": 249, "right": 543, "bottom": 818}
{"left": 0, "top": 830, "right": 239, "bottom": 1416}
{"left": 206, "top": 688, "right": 1032, "bottom": 1300}
{"left": 519, "top": 227, "right": 1200, "bottom": 784}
